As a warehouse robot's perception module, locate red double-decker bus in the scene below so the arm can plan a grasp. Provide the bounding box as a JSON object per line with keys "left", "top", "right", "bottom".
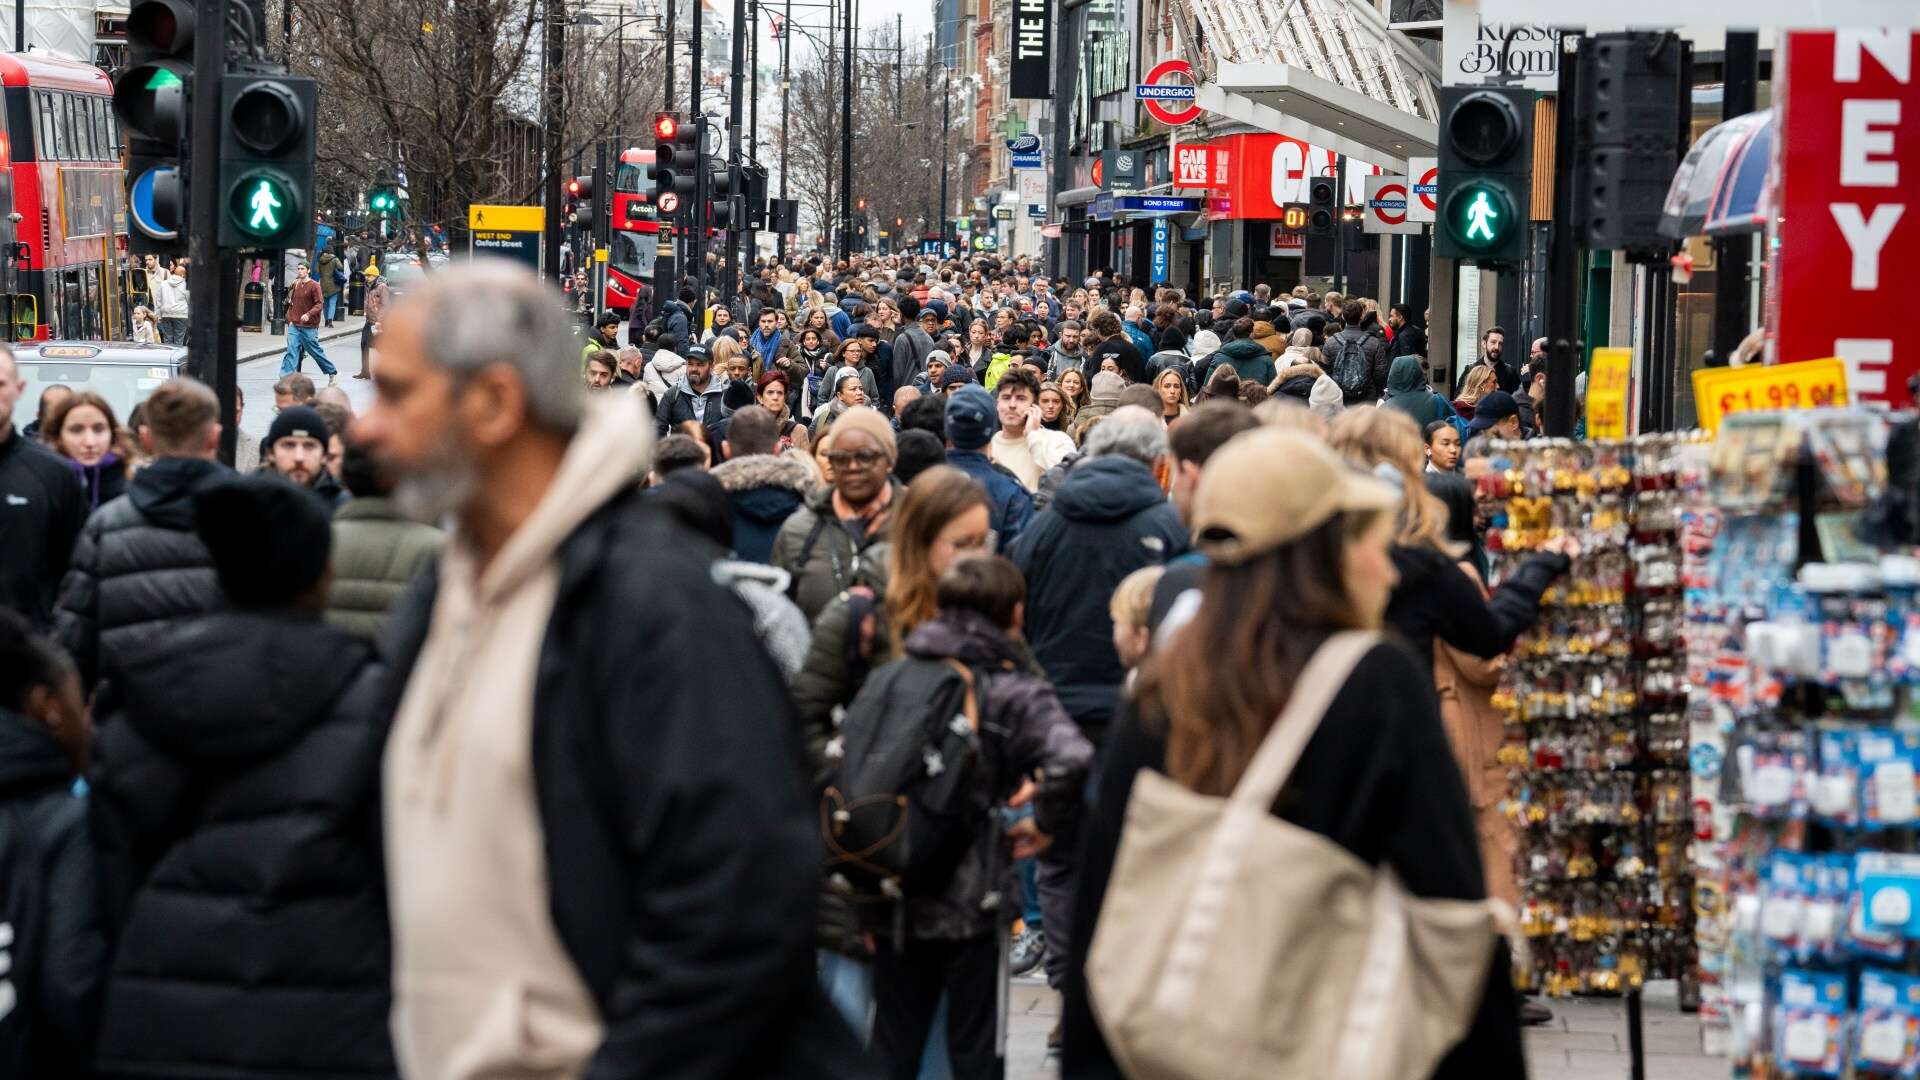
{"left": 0, "top": 52, "right": 128, "bottom": 342}
{"left": 607, "top": 146, "right": 660, "bottom": 318}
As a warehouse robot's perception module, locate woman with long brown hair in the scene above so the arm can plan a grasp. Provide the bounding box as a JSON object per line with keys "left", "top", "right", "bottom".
{"left": 1063, "top": 426, "right": 1525, "bottom": 1078}
{"left": 46, "top": 390, "right": 131, "bottom": 510}
{"left": 1327, "top": 406, "right": 1573, "bottom": 665}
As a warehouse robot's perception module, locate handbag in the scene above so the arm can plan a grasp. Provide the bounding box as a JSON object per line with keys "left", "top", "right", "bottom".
{"left": 1086, "top": 630, "right": 1497, "bottom": 1080}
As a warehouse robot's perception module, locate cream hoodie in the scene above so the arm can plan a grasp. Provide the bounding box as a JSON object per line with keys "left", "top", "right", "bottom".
{"left": 384, "top": 392, "right": 653, "bottom": 1080}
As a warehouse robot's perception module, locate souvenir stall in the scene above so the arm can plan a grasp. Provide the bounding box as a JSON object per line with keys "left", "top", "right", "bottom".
{"left": 1482, "top": 436, "right": 1704, "bottom": 1025}
{"left": 1675, "top": 408, "right": 1920, "bottom": 1078}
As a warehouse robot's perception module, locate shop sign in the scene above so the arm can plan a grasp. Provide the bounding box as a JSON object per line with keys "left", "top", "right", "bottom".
{"left": 1091, "top": 191, "right": 1115, "bottom": 221}
{"left": 1028, "top": 203, "right": 1047, "bottom": 218}
{"left": 1691, "top": 358, "right": 1850, "bottom": 434}
{"left": 1442, "top": 7, "right": 1562, "bottom": 91}
{"left": 1009, "top": 0, "right": 1052, "bottom": 99}
{"left": 1135, "top": 59, "right": 1202, "bottom": 126}
{"left": 1473, "top": 0, "right": 1920, "bottom": 28}
{"left": 1206, "top": 133, "right": 1376, "bottom": 221}
{"left": 1772, "top": 30, "right": 1920, "bottom": 404}
{"left": 1407, "top": 156, "right": 1438, "bottom": 222}
{"left": 1585, "top": 347, "right": 1633, "bottom": 439}
{"left": 1362, "top": 175, "right": 1423, "bottom": 235}
{"left": 1149, "top": 219, "right": 1171, "bottom": 284}
{"left": 1267, "top": 224, "right": 1304, "bottom": 257}
{"left": 1008, "top": 132, "right": 1044, "bottom": 170}
{"left": 994, "top": 206, "right": 1015, "bottom": 220}
{"left": 1100, "top": 148, "right": 1142, "bottom": 191}
{"left": 1174, "top": 144, "right": 1212, "bottom": 188}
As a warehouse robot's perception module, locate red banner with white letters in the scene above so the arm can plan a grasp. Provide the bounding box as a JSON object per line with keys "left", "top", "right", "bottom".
{"left": 1772, "top": 30, "right": 1920, "bottom": 403}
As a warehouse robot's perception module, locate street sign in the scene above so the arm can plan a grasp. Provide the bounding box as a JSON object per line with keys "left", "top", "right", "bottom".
{"left": 1137, "top": 59, "right": 1202, "bottom": 126}
{"left": 1115, "top": 195, "right": 1201, "bottom": 214}
{"left": 1585, "top": 347, "right": 1633, "bottom": 439}
{"left": 1691, "top": 357, "right": 1850, "bottom": 434}
{"left": 467, "top": 203, "right": 543, "bottom": 271}
{"left": 1771, "top": 29, "right": 1920, "bottom": 404}
{"left": 1407, "top": 156, "right": 1438, "bottom": 222}
{"left": 1363, "top": 175, "right": 1423, "bottom": 235}
{"left": 1149, "top": 218, "right": 1170, "bottom": 284}
{"left": 1174, "top": 143, "right": 1212, "bottom": 188}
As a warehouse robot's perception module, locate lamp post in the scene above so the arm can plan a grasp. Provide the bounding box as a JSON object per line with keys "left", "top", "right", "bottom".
{"left": 779, "top": 0, "right": 791, "bottom": 259}
{"left": 837, "top": 0, "right": 853, "bottom": 262}
{"left": 939, "top": 62, "right": 950, "bottom": 257}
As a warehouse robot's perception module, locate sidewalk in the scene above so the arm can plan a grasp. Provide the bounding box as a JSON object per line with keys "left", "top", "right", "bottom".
{"left": 1005, "top": 976, "right": 1720, "bottom": 1079}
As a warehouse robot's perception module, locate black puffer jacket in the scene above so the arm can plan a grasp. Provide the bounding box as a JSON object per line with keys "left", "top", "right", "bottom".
{"left": 53, "top": 457, "right": 231, "bottom": 693}
{"left": 1006, "top": 456, "right": 1188, "bottom": 740}
{"left": 89, "top": 610, "right": 396, "bottom": 1079}
{"left": 0, "top": 426, "right": 88, "bottom": 628}
{"left": 0, "top": 710, "right": 104, "bottom": 1079}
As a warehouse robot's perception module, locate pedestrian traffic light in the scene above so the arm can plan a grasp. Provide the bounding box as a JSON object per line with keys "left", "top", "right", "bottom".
{"left": 369, "top": 185, "right": 403, "bottom": 218}
{"left": 708, "top": 164, "right": 736, "bottom": 230}
{"left": 217, "top": 72, "right": 318, "bottom": 249}
{"left": 656, "top": 114, "right": 700, "bottom": 219}
{"left": 115, "top": 0, "right": 194, "bottom": 255}
{"left": 1307, "top": 177, "right": 1336, "bottom": 237}
{"left": 1436, "top": 85, "right": 1532, "bottom": 264}
{"left": 569, "top": 175, "right": 595, "bottom": 229}
{"left": 742, "top": 163, "right": 769, "bottom": 229}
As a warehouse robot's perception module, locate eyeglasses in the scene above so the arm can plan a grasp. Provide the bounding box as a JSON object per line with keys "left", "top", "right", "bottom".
{"left": 827, "top": 450, "right": 886, "bottom": 470}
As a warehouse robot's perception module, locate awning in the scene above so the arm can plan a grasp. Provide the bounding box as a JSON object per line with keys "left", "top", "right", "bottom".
{"left": 1183, "top": 0, "right": 1440, "bottom": 172}
{"left": 1055, "top": 186, "right": 1101, "bottom": 209}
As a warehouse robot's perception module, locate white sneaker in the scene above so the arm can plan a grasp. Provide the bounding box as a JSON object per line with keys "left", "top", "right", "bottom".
{"left": 328, "top": 374, "right": 338, "bottom": 386}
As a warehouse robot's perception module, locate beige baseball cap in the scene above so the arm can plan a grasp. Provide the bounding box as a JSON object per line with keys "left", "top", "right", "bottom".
{"left": 1191, "top": 426, "right": 1400, "bottom": 565}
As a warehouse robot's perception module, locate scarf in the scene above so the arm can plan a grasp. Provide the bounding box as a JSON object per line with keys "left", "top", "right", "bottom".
{"left": 750, "top": 327, "right": 785, "bottom": 361}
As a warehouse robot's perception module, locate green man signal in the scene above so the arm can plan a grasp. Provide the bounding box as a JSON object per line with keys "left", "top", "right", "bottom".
{"left": 1442, "top": 180, "right": 1517, "bottom": 256}
{"left": 248, "top": 179, "right": 284, "bottom": 231}
{"left": 227, "top": 171, "right": 296, "bottom": 242}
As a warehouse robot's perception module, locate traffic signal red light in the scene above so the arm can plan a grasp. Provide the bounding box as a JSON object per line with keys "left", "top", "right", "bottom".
{"left": 856, "top": 197, "right": 867, "bottom": 211}
{"left": 566, "top": 177, "right": 584, "bottom": 198}
{"left": 654, "top": 114, "right": 677, "bottom": 140}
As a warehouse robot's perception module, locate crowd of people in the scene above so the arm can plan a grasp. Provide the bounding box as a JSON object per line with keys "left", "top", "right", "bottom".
{"left": 0, "top": 250, "right": 1581, "bottom": 1079}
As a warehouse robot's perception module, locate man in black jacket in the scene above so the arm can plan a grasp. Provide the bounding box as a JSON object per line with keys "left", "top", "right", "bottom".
{"left": 1323, "top": 299, "right": 1392, "bottom": 404}
{"left": 1085, "top": 311, "right": 1146, "bottom": 384}
{"left": 1387, "top": 302, "right": 1427, "bottom": 361}
{"left": 54, "top": 378, "right": 229, "bottom": 693}
{"left": 0, "top": 349, "right": 87, "bottom": 628}
{"left": 357, "top": 260, "right": 868, "bottom": 1079}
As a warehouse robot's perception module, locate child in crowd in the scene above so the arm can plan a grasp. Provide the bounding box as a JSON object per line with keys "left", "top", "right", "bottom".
{"left": 1109, "top": 564, "right": 1165, "bottom": 682}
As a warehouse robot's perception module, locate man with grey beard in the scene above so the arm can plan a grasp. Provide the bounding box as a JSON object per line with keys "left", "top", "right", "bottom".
{"left": 352, "top": 259, "right": 865, "bottom": 1080}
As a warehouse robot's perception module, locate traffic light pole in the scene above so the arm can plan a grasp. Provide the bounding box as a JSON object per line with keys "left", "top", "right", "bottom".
{"left": 188, "top": 0, "right": 239, "bottom": 466}
{"left": 725, "top": 0, "right": 746, "bottom": 309}
{"left": 592, "top": 139, "right": 609, "bottom": 320}
{"left": 1543, "top": 33, "right": 1582, "bottom": 438}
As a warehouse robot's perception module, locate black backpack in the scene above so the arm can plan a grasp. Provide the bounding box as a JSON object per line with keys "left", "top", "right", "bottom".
{"left": 1324, "top": 332, "right": 1370, "bottom": 399}
{"left": 822, "top": 657, "right": 991, "bottom": 906}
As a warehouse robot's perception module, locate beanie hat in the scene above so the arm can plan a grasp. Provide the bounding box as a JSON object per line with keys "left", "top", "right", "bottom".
{"left": 266, "top": 405, "right": 330, "bottom": 451}
{"left": 827, "top": 405, "right": 897, "bottom": 461}
{"left": 193, "top": 475, "right": 331, "bottom": 607}
{"left": 939, "top": 364, "right": 976, "bottom": 390}
{"left": 944, "top": 385, "right": 999, "bottom": 450}
{"left": 1089, "top": 370, "right": 1127, "bottom": 406}
{"left": 926, "top": 349, "right": 953, "bottom": 370}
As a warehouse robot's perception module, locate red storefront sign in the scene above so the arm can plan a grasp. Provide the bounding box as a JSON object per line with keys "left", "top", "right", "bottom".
{"left": 1773, "top": 30, "right": 1920, "bottom": 403}
{"left": 1200, "top": 133, "right": 1378, "bottom": 220}
{"left": 1173, "top": 143, "right": 1213, "bottom": 188}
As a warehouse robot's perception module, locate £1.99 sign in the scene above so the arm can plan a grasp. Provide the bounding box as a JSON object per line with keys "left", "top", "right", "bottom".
{"left": 1690, "top": 358, "right": 1850, "bottom": 434}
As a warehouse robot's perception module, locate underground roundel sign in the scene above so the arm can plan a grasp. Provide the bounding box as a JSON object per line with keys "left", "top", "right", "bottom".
{"left": 1135, "top": 60, "right": 1201, "bottom": 126}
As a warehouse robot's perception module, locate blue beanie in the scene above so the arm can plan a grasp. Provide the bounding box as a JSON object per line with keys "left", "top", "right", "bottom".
{"left": 944, "top": 384, "right": 999, "bottom": 451}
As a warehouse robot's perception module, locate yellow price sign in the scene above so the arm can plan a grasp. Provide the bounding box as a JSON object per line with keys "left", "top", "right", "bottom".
{"left": 1585, "top": 347, "right": 1632, "bottom": 439}
{"left": 1691, "top": 357, "right": 1849, "bottom": 434}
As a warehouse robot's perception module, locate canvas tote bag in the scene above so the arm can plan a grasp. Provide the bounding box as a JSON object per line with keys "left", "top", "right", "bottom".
{"left": 1086, "top": 630, "right": 1498, "bottom": 1080}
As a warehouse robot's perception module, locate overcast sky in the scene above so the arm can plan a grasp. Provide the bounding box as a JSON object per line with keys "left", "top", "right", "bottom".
{"left": 763, "top": 0, "right": 934, "bottom": 60}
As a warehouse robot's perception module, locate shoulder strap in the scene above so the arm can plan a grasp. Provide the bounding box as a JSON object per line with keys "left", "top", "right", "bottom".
{"left": 792, "top": 513, "right": 832, "bottom": 586}
{"left": 940, "top": 658, "right": 981, "bottom": 732}
{"left": 1229, "top": 630, "right": 1380, "bottom": 810}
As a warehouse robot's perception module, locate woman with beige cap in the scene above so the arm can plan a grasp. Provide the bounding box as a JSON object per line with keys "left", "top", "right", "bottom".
{"left": 1062, "top": 426, "right": 1525, "bottom": 1079}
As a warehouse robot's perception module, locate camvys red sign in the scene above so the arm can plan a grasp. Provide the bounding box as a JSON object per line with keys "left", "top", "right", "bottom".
{"left": 1173, "top": 144, "right": 1212, "bottom": 188}
{"left": 1135, "top": 59, "right": 1201, "bottom": 126}
{"left": 1772, "top": 30, "right": 1919, "bottom": 403}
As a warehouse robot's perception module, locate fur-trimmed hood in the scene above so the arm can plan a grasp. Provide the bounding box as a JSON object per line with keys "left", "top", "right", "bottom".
{"left": 710, "top": 452, "right": 820, "bottom": 497}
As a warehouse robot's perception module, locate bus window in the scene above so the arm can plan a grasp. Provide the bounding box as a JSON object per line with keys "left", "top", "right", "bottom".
{"left": 35, "top": 92, "right": 54, "bottom": 161}
{"left": 94, "top": 98, "right": 110, "bottom": 159}
{"left": 610, "top": 231, "right": 657, "bottom": 282}
{"left": 615, "top": 161, "right": 652, "bottom": 194}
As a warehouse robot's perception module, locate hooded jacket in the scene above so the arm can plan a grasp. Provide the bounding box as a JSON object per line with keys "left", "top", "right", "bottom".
{"left": 1005, "top": 455, "right": 1188, "bottom": 737}
{"left": 1272, "top": 370, "right": 1318, "bottom": 404}
{"left": 90, "top": 610, "right": 396, "bottom": 1078}
{"left": 1310, "top": 375, "right": 1346, "bottom": 419}
{"left": 1188, "top": 329, "right": 1222, "bottom": 365}
{"left": 887, "top": 610, "right": 1093, "bottom": 941}
{"left": 711, "top": 452, "right": 819, "bottom": 563}
{"left": 53, "top": 456, "right": 232, "bottom": 692}
{"left": 1250, "top": 320, "right": 1287, "bottom": 359}
{"left": 770, "top": 479, "right": 901, "bottom": 622}
{"left": 1205, "top": 337, "right": 1278, "bottom": 387}
{"left": 655, "top": 371, "right": 731, "bottom": 438}
{"left": 325, "top": 495, "right": 443, "bottom": 642}
{"left": 380, "top": 391, "right": 865, "bottom": 1079}
{"left": 658, "top": 299, "right": 693, "bottom": 347}
{"left": 945, "top": 448, "right": 1035, "bottom": 546}
{"left": 1381, "top": 354, "right": 1443, "bottom": 429}
{"left": 892, "top": 322, "right": 937, "bottom": 390}
{"left": 0, "top": 709, "right": 103, "bottom": 1079}
{"left": 1323, "top": 324, "right": 1392, "bottom": 404}
{"left": 642, "top": 348, "right": 686, "bottom": 399}
{"left": 0, "top": 426, "right": 88, "bottom": 629}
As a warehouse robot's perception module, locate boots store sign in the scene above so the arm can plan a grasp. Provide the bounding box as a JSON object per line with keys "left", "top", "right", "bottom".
{"left": 1772, "top": 29, "right": 1920, "bottom": 404}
